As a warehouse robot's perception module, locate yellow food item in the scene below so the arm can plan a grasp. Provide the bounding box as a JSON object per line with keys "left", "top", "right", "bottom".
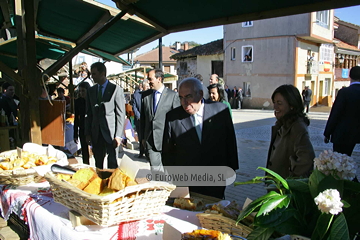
{"left": 173, "top": 198, "right": 203, "bottom": 211}
{"left": 71, "top": 168, "right": 98, "bottom": 190}
{"left": 83, "top": 177, "right": 104, "bottom": 195}
{"left": 56, "top": 173, "right": 72, "bottom": 181}
{"left": 67, "top": 179, "right": 83, "bottom": 189}
{"left": 181, "top": 229, "right": 231, "bottom": 240}
{"left": 0, "top": 161, "right": 13, "bottom": 170}
{"left": 107, "top": 168, "right": 128, "bottom": 191}
{"left": 99, "top": 186, "right": 116, "bottom": 196}
{"left": 0, "top": 150, "right": 59, "bottom": 171}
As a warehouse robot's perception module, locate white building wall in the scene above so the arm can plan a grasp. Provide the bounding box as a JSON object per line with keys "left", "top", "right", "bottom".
{"left": 197, "top": 54, "right": 223, "bottom": 87}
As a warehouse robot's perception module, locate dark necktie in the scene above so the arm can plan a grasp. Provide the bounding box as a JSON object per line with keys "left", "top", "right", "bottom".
{"left": 98, "top": 85, "right": 103, "bottom": 104}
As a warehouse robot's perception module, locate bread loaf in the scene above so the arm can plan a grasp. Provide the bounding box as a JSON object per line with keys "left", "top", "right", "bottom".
{"left": 107, "top": 168, "right": 128, "bottom": 191}
{"left": 83, "top": 177, "right": 104, "bottom": 195}
{"left": 173, "top": 198, "right": 203, "bottom": 211}
{"left": 71, "top": 168, "right": 98, "bottom": 190}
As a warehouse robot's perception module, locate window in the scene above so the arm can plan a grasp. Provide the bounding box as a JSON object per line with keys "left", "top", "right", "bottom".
{"left": 324, "top": 78, "right": 330, "bottom": 96}
{"left": 180, "top": 62, "right": 187, "bottom": 75}
{"left": 243, "top": 82, "right": 251, "bottom": 97}
{"left": 211, "top": 61, "right": 223, "bottom": 77}
{"left": 316, "top": 10, "right": 329, "bottom": 28}
{"left": 242, "top": 45, "right": 253, "bottom": 62}
{"left": 231, "top": 47, "right": 236, "bottom": 60}
{"left": 320, "top": 44, "right": 334, "bottom": 63}
{"left": 77, "top": 56, "right": 85, "bottom": 64}
{"left": 242, "top": 21, "right": 253, "bottom": 27}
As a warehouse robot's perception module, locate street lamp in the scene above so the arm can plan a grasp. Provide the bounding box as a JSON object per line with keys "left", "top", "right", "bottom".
{"left": 339, "top": 55, "right": 344, "bottom": 64}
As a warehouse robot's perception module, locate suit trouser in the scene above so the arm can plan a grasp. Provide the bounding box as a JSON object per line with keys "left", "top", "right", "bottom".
{"left": 147, "top": 148, "right": 164, "bottom": 173}
{"left": 304, "top": 101, "right": 310, "bottom": 113}
{"left": 190, "top": 186, "right": 226, "bottom": 199}
{"left": 333, "top": 143, "right": 356, "bottom": 157}
{"left": 92, "top": 131, "right": 119, "bottom": 169}
{"left": 79, "top": 130, "right": 89, "bottom": 164}
{"left": 134, "top": 118, "right": 144, "bottom": 155}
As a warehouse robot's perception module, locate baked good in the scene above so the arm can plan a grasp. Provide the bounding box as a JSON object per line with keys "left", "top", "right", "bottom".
{"left": 0, "top": 161, "right": 13, "bottom": 170}
{"left": 67, "top": 179, "right": 83, "bottom": 189}
{"left": 99, "top": 186, "right": 116, "bottom": 196}
{"left": 181, "top": 229, "right": 231, "bottom": 240}
{"left": 173, "top": 198, "right": 203, "bottom": 211}
{"left": 107, "top": 168, "right": 128, "bottom": 191}
{"left": 56, "top": 173, "right": 72, "bottom": 181}
{"left": 83, "top": 177, "right": 104, "bottom": 195}
{"left": 71, "top": 168, "right": 98, "bottom": 190}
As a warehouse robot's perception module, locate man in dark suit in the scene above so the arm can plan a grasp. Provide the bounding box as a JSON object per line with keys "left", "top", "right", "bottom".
{"left": 162, "top": 78, "right": 239, "bottom": 199}
{"left": 324, "top": 66, "right": 360, "bottom": 156}
{"left": 302, "top": 86, "right": 312, "bottom": 113}
{"left": 140, "top": 69, "right": 180, "bottom": 172}
{"left": 85, "top": 62, "right": 125, "bottom": 169}
{"left": 132, "top": 83, "right": 145, "bottom": 158}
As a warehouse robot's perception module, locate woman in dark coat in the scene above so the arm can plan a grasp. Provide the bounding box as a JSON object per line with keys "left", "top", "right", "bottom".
{"left": 267, "top": 84, "right": 315, "bottom": 178}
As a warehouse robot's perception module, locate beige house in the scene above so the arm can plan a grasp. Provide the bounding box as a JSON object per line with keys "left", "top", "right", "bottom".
{"left": 224, "top": 11, "right": 335, "bottom": 109}
{"left": 171, "top": 39, "right": 224, "bottom": 86}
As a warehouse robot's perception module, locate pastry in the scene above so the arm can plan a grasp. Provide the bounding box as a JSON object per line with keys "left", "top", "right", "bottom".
{"left": 181, "top": 229, "right": 231, "bottom": 240}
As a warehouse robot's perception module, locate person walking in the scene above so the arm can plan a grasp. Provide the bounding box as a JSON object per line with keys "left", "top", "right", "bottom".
{"left": 324, "top": 66, "right": 360, "bottom": 156}
{"left": 302, "top": 86, "right": 312, "bottom": 113}
{"left": 140, "top": 69, "right": 180, "bottom": 173}
{"left": 85, "top": 62, "right": 125, "bottom": 169}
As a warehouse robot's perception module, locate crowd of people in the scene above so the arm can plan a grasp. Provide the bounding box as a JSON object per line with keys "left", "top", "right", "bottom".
{"left": 1, "top": 61, "right": 359, "bottom": 199}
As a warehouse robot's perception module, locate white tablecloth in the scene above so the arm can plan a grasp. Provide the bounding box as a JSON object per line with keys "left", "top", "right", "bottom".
{"left": 0, "top": 182, "right": 202, "bottom": 240}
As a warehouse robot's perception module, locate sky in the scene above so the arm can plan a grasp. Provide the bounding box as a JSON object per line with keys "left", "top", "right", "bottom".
{"left": 96, "top": 0, "right": 360, "bottom": 55}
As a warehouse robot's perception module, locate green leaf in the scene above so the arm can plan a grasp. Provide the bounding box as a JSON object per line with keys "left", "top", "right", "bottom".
{"left": 329, "top": 213, "right": 350, "bottom": 240}
{"left": 311, "top": 213, "right": 333, "bottom": 240}
{"left": 309, "top": 169, "right": 326, "bottom": 199}
{"left": 255, "top": 207, "right": 294, "bottom": 227}
{"left": 234, "top": 180, "right": 263, "bottom": 186}
{"left": 344, "top": 180, "right": 360, "bottom": 193}
{"left": 237, "top": 191, "right": 280, "bottom": 222}
{"left": 257, "top": 195, "right": 291, "bottom": 216}
{"left": 246, "top": 226, "right": 274, "bottom": 240}
{"left": 287, "top": 178, "right": 309, "bottom": 192}
{"left": 341, "top": 200, "right": 350, "bottom": 208}
{"left": 258, "top": 167, "right": 289, "bottom": 190}
{"left": 317, "top": 175, "right": 344, "bottom": 196}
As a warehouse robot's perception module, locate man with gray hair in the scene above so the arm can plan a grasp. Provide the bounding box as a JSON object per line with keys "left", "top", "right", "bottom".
{"left": 324, "top": 66, "right": 360, "bottom": 156}
{"left": 162, "top": 77, "right": 238, "bottom": 199}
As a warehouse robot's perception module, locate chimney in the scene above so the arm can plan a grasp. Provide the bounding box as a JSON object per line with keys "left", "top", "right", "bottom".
{"left": 184, "top": 42, "right": 189, "bottom": 51}
{"left": 175, "top": 41, "right": 181, "bottom": 50}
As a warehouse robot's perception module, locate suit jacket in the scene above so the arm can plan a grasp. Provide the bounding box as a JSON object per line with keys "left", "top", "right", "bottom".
{"left": 162, "top": 102, "right": 238, "bottom": 171}
{"left": 267, "top": 118, "right": 314, "bottom": 178}
{"left": 140, "top": 87, "right": 180, "bottom": 151}
{"left": 324, "top": 84, "right": 360, "bottom": 145}
{"left": 202, "top": 84, "right": 209, "bottom": 100}
{"left": 85, "top": 81, "right": 125, "bottom": 144}
{"left": 132, "top": 89, "right": 142, "bottom": 120}
{"left": 74, "top": 97, "right": 86, "bottom": 139}
{"left": 302, "top": 89, "right": 312, "bottom": 102}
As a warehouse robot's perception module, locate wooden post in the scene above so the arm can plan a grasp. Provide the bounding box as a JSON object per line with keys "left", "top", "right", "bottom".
{"left": 69, "top": 61, "right": 75, "bottom": 113}
{"left": 159, "top": 37, "right": 163, "bottom": 70}
{"left": 15, "top": 0, "right": 42, "bottom": 144}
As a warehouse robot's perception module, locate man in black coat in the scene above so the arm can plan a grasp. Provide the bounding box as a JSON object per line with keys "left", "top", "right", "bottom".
{"left": 162, "top": 77, "right": 239, "bottom": 199}
{"left": 132, "top": 83, "right": 145, "bottom": 158}
{"left": 302, "top": 86, "right": 312, "bottom": 113}
{"left": 324, "top": 66, "right": 360, "bottom": 156}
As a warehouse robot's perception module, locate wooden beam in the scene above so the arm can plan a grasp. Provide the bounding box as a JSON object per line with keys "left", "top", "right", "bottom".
{"left": 43, "top": 10, "right": 128, "bottom": 79}
{"left": 115, "top": 1, "right": 168, "bottom": 33}
{"left": 76, "top": 11, "right": 112, "bottom": 44}
{"left": 0, "top": 61, "right": 23, "bottom": 85}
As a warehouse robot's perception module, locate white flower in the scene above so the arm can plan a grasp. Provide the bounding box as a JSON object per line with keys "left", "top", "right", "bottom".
{"left": 314, "top": 189, "right": 343, "bottom": 215}
{"left": 314, "top": 150, "right": 357, "bottom": 180}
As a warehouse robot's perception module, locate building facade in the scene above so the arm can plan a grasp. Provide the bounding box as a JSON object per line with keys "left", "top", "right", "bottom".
{"left": 224, "top": 11, "right": 335, "bottom": 109}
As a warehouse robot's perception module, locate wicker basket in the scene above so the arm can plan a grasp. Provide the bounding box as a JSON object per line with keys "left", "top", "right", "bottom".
{"left": 0, "top": 144, "right": 68, "bottom": 186}
{"left": 45, "top": 172, "right": 176, "bottom": 226}
{"left": 197, "top": 213, "right": 253, "bottom": 238}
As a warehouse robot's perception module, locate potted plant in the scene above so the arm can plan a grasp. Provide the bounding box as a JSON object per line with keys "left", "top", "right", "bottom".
{"left": 235, "top": 150, "right": 360, "bottom": 240}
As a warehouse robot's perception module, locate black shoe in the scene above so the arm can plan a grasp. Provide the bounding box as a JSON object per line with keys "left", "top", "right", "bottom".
{"left": 136, "top": 154, "right": 145, "bottom": 158}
